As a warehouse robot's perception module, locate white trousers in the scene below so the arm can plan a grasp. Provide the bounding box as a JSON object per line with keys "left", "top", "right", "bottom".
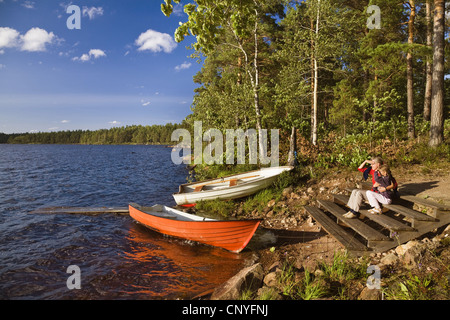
{"left": 347, "top": 189, "right": 368, "bottom": 212}
{"left": 366, "top": 190, "right": 392, "bottom": 209}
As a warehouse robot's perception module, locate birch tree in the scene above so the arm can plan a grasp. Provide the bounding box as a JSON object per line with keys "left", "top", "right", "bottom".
{"left": 406, "top": 0, "right": 416, "bottom": 139}
{"left": 429, "top": 0, "right": 445, "bottom": 147}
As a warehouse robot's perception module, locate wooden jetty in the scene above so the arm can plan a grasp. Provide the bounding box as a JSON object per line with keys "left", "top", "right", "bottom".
{"left": 30, "top": 206, "right": 129, "bottom": 215}
{"left": 305, "top": 189, "right": 450, "bottom": 256}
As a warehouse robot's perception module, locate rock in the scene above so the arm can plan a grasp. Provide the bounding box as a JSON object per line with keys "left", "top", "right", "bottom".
{"left": 290, "top": 192, "right": 300, "bottom": 200}
{"left": 266, "top": 210, "right": 274, "bottom": 218}
{"left": 359, "top": 287, "right": 381, "bottom": 300}
{"left": 211, "top": 263, "right": 264, "bottom": 300}
{"left": 267, "top": 199, "right": 276, "bottom": 208}
{"left": 263, "top": 272, "right": 278, "bottom": 287}
{"left": 314, "top": 269, "right": 324, "bottom": 277}
{"left": 395, "top": 240, "right": 419, "bottom": 256}
{"left": 379, "top": 253, "right": 398, "bottom": 267}
{"left": 282, "top": 187, "right": 293, "bottom": 198}
{"left": 401, "top": 244, "right": 427, "bottom": 268}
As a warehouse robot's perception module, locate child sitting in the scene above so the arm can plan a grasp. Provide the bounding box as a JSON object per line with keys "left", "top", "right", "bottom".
{"left": 366, "top": 165, "right": 395, "bottom": 215}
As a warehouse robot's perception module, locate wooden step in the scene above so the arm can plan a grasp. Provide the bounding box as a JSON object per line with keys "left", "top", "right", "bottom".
{"left": 333, "top": 193, "right": 351, "bottom": 206}
{"left": 304, "top": 206, "right": 368, "bottom": 253}
{"left": 383, "top": 203, "right": 436, "bottom": 227}
{"left": 317, "top": 200, "right": 391, "bottom": 247}
{"left": 334, "top": 193, "right": 437, "bottom": 223}
{"left": 358, "top": 209, "right": 416, "bottom": 233}
{"left": 348, "top": 183, "right": 450, "bottom": 217}
{"left": 332, "top": 194, "right": 415, "bottom": 234}
{"left": 400, "top": 194, "right": 450, "bottom": 218}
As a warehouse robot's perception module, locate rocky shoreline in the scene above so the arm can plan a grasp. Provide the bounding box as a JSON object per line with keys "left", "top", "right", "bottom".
{"left": 199, "top": 166, "right": 450, "bottom": 300}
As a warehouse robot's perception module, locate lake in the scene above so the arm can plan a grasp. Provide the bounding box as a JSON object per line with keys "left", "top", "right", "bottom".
{"left": 0, "top": 144, "right": 251, "bottom": 299}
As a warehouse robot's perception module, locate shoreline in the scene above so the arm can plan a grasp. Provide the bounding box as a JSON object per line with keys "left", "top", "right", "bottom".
{"left": 194, "top": 163, "right": 450, "bottom": 300}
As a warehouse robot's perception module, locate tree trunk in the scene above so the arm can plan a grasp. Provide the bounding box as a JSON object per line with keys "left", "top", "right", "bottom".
{"left": 423, "top": 0, "right": 433, "bottom": 121}
{"left": 253, "top": 16, "right": 262, "bottom": 133}
{"left": 310, "top": 17, "right": 315, "bottom": 144}
{"left": 288, "top": 127, "right": 297, "bottom": 167}
{"left": 311, "top": 0, "right": 320, "bottom": 146}
{"left": 406, "top": 0, "right": 416, "bottom": 140}
{"left": 429, "top": 0, "right": 445, "bottom": 147}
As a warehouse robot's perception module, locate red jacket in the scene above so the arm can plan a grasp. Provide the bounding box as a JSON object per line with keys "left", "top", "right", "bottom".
{"left": 359, "top": 167, "right": 398, "bottom": 196}
{"left": 358, "top": 167, "right": 378, "bottom": 187}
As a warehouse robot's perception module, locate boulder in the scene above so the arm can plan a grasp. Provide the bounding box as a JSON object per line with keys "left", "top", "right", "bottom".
{"left": 395, "top": 240, "right": 419, "bottom": 256}
{"left": 263, "top": 272, "right": 278, "bottom": 287}
{"left": 211, "top": 263, "right": 264, "bottom": 300}
{"left": 379, "top": 253, "right": 399, "bottom": 267}
{"left": 401, "top": 244, "right": 427, "bottom": 268}
{"left": 359, "top": 287, "right": 382, "bottom": 300}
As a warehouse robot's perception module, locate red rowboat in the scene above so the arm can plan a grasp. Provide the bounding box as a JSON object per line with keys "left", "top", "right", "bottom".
{"left": 129, "top": 203, "right": 262, "bottom": 253}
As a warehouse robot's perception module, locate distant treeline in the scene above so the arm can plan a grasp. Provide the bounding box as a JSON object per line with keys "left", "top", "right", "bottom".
{"left": 0, "top": 123, "right": 187, "bottom": 145}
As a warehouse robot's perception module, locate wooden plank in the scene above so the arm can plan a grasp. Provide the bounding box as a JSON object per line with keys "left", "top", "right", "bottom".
{"left": 383, "top": 203, "right": 436, "bottom": 225}
{"left": 371, "top": 211, "right": 450, "bottom": 253}
{"left": 400, "top": 194, "right": 450, "bottom": 218}
{"left": 194, "top": 185, "right": 204, "bottom": 192}
{"left": 304, "top": 206, "right": 368, "bottom": 252}
{"left": 334, "top": 193, "right": 425, "bottom": 230}
{"left": 358, "top": 209, "right": 415, "bottom": 232}
{"left": 30, "top": 206, "right": 129, "bottom": 215}
{"left": 318, "top": 200, "right": 391, "bottom": 242}
{"left": 400, "top": 194, "right": 450, "bottom": 210}
{"left": 333, "top": 194, "right": 350, "bottom": 206}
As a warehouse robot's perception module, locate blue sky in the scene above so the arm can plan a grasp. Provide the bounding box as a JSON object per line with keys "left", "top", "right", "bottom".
{"left": 0, "top": 0, "right": 201, "bottom": 133}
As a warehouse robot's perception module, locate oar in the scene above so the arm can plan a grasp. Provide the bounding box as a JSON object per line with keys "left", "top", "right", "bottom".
{"left": 29, "top": 206, "right": 129, "bottom": 215}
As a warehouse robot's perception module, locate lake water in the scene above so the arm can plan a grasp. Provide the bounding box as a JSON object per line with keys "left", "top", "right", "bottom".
{"left": 0, "top": 144, "right": 251, "bottom": 299}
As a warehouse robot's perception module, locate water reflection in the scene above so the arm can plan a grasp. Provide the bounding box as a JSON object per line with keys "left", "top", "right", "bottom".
{"left": 117, "top": 223, "right": 249, "bottom": 299}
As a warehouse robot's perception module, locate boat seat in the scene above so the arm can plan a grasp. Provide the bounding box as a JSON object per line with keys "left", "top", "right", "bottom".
{"left": 229, "top": 179, "right": 238, "bottom": 187}
{"left": 194, "top": 185, "right": 204, "bottom": 192}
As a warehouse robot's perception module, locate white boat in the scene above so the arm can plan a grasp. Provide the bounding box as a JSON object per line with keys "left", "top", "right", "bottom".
{"left": 173, "top": 166, "right": 294, "bottom": 206}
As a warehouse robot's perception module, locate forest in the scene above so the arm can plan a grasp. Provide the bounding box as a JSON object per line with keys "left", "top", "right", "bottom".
{"left": 0, "top": 123, "right": 187, "bottom": 145}
{"left": 2, "top": 0, "right": 449, "bottom": 167}
{"left": 161, "top": 0, "right": 449, "bottom": 168}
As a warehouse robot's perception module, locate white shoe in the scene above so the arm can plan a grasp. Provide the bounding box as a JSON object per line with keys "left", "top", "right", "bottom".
{"left": 343, "top": 211, "right": 357, "bottom": 219}
{"left": 368, "top": 208, "right": 382, "bottom": 215}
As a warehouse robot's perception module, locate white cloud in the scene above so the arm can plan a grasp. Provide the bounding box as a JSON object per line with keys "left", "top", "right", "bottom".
{"left": 73, "top": 49, "right": 106, "bottom": 62}
{"left": 175, "top": 61, "right": 191, "bottom": 71}
{"left": 109, "top": 121, "right": 121, "bottom": 125}
{"left": 172, "top": 3, "right": 186, "bottom": 17}
{"left": 21, "top": 1, "right": 35, "bottom": 9}
{"left": 135, "top": 29, "right": 177, "bottom": 53}
{"left": 61, "top": 120, "right": 70, "bottom": 123}
{"left": 82, "top": 6, "right": 104, "bottom": 20}
{"left": 141, "top": 99, "right": 151, "bottom": 106}
{"left": 1, "top": 27, "right": 57, "bottom": 52}
{"left": 0, "top": 64, "right": 5, "bottom": 69}
{"left": 0, "top": 27, "right": 20, "bottom": 49}
{"left": 20, "top": 27, "right": 55, "bottom": 52}
{"left": 89, "top": 49, "right": 106, "bottom": 58}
